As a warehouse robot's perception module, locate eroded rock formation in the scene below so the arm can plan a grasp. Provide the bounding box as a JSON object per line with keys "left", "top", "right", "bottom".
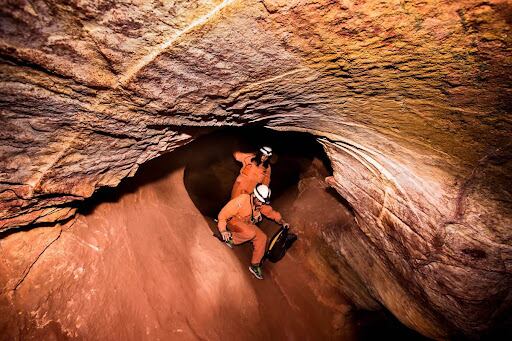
{"left": 1, "top": 0, "right": 511, "bottom": 339}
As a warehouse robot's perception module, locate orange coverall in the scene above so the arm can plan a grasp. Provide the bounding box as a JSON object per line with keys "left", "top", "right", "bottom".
{"left": 218, "top": 194, "right": 283, "bottom": 264}
{"left": 231, "top": 152, "right": 271, "bottom": 199}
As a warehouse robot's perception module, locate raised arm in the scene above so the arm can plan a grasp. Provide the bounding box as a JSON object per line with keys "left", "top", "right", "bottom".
{"left": 233, "top": 151, "right": 255, "bottom": 165}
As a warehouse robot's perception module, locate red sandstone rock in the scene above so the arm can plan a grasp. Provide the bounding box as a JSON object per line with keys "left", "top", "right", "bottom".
{"left": 1, "top": 0, "right": 511, "bottom": 338}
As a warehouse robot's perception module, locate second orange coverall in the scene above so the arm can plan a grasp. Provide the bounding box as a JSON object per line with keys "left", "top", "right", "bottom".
{"left": 231, "top": 152, "right": 271, "bottom": 199}
{"left": 218, "top": 193, "right": 283, "bottom": 264}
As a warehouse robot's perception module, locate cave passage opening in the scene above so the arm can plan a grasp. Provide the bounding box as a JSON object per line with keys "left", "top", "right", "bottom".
{"left": 71, "top": 126, "right": 428, "bottom": 340}
{"left": 182, "top": 126, "right": 354, "bottom": 265}
{"left": 182, "top": 127, "right": 428, "bottom": 340}
{"left": 183, "top": 126, "right": 341, "bottom": 220}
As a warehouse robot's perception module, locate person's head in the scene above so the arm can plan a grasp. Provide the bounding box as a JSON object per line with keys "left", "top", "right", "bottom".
{"left": 253, "top": 146, "right": 272, "bottom": 167}
{"left": 252, "top": 183, "right": 271, "bottom": 208}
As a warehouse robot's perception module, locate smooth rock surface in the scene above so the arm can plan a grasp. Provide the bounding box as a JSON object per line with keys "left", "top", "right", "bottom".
{"left": 1, "top": 0, "right": 511, "bottom": 338}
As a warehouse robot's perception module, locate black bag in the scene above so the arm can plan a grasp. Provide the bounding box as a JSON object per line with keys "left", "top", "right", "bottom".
{"left": 265, "top": 227, "right": 297, "bottom": 263}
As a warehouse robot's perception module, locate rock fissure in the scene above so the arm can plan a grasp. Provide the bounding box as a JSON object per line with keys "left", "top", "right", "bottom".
{"left": 12, "top": 225, "right": 63, "bottom": 292}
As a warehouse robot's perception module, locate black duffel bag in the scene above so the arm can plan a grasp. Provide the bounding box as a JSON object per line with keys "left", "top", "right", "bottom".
{"left": 265, "top": 226, "right": 297, "bottom": 263}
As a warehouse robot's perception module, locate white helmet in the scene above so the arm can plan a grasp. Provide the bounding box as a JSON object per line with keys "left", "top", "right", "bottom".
{"left": 254, "top": 184, "right": 271, "bottom": 204}
{"left": 259, "top": 146, "right": 272, "bottom": 157}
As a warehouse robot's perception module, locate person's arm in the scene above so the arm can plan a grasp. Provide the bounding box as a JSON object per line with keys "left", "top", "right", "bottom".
{"left": 217, "top": 197, "right": 241, "bottom": 232}
{"left": 233, "top": 151, "right": 254, "bottom": 165}
{"left": 262, "top": 166, "right": 271, "bottom": 186}
{"left": 261, "top": 204, "right": 286, "bottom": 226}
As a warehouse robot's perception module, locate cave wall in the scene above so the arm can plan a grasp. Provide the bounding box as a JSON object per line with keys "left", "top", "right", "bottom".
{"left": 1, "top": 0, "right": 511, "bottom": 338}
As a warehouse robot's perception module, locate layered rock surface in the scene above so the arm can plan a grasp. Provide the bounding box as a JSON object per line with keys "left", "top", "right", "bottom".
{"left": 1, "top": 0, "right": 511, "bottom": 338}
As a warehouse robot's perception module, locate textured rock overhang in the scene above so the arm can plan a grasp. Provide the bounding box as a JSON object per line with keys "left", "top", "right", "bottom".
{"left": 1, "top": 0, "right": 511, "bottom": 338}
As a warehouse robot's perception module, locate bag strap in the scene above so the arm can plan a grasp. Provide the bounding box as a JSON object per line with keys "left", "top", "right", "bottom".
{"left": 250, "top": 195, "right": 255, "bottom": 223}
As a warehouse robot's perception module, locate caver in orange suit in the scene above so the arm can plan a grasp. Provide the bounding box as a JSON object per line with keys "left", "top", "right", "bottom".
{"left": 231, "top": 152, "right": 271, "bottom": 199}
{"left": 217, "top": 193, "right": 283, "bottom": 264}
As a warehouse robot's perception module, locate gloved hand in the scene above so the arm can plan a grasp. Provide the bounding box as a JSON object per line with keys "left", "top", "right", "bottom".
{"left": 221, "top": 231, "right": 232, "bottom": 242}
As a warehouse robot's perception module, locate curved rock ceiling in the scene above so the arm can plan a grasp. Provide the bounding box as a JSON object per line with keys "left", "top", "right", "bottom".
{"left": 1, "top": 0, "right": 511, "bottom": 338}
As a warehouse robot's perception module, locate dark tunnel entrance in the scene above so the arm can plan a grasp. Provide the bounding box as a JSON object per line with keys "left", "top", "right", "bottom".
{"left": 183, "top": 127, "right": 336, "bottom": 219}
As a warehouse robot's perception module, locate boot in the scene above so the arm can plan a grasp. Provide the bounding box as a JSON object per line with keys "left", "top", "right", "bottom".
{"left": 249, "top": 264, "right": 263, "bottom": 280}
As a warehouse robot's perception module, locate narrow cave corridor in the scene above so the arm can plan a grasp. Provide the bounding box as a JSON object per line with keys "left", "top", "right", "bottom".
{"left": 182, "top": 127, "right": 430, "bottom": 340}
